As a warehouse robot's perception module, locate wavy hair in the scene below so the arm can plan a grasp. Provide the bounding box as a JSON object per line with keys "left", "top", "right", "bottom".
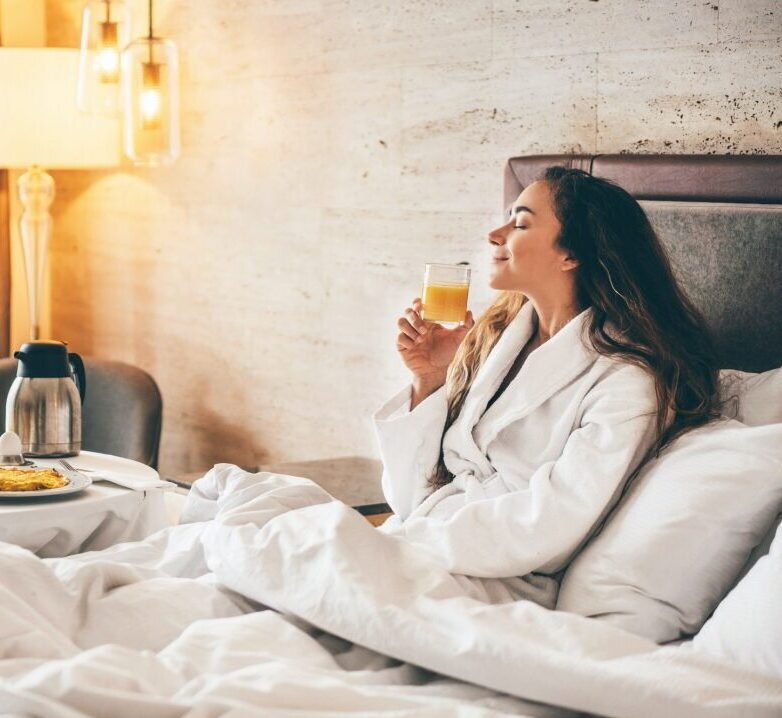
{"left": 428, "top": 166, "right": 721, "bottom": 491}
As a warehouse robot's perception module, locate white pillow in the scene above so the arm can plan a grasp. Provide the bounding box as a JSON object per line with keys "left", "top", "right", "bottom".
{"left": 719, "top": 367, "right": 782, "bottom": 426}
{"left": 556, "top": 419, "right": 782, "bottom": 643}
{"left": 692, "top": 521, "right": 782, "bottom": 678}
{"left": 732, "top": 510, "right": 781, "bottom": 588}
{"left": 717, "top": 366, "right": 782, "bottom": 588}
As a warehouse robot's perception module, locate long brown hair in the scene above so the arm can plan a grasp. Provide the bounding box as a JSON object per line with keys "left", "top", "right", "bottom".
{"left": 428, "top": 166, "right": 721, "bottom": 491}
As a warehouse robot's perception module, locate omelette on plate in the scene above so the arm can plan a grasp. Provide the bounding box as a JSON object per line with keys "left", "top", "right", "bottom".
{"left": 0, "top": 467, "right": 69, "bottom": 491}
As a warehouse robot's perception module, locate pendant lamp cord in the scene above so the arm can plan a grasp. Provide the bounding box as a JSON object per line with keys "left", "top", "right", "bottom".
{"left": 147, "top": 0, "right": 154, "bottom": 63}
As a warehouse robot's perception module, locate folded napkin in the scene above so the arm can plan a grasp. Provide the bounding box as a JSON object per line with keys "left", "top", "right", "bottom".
{"left": 89, "top": 471, "right": 177, "bottom": 491}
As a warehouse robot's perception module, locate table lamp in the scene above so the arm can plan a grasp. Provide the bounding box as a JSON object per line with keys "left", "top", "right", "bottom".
{"left": 0, "top": 48, "right": 121, "bottom": 341}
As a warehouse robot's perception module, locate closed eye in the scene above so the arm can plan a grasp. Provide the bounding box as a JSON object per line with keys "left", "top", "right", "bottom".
{"left": 513, "top": 225, "right": 527, "bottom": 230}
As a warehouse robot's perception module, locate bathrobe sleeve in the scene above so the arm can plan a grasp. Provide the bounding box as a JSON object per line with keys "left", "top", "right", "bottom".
{"left": 389, "top": 366, "right": 660, "bottom": 578}
{"left": 372, "top": 384, "right": 448, "bottom": 520}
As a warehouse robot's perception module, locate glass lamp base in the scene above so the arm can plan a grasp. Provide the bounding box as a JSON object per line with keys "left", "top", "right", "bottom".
{"left": 17, "top": 166, "right": 55, "bottom": 341}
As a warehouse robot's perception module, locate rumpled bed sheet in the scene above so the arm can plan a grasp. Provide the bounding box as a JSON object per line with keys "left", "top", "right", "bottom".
{"left": 0, "top": 464, "right": 779, "bottom": 718}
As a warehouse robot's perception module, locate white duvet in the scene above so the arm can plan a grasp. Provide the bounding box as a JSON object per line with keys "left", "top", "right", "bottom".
{"left": 0, "top": 465, "right": 780, "bottom": 718}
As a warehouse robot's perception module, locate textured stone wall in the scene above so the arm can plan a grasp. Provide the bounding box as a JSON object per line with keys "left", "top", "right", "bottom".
{"left": 44, "top": 0, "right": 780, "bottom": 476}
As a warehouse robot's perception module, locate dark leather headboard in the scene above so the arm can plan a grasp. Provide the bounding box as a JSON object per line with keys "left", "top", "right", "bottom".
{"left": 503, "top": 154, "right": 782, "bottom": 372}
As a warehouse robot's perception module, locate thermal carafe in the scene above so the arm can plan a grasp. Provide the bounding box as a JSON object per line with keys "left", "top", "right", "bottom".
{"left": 5, "top": 341, "right": 86, "bottom": 457}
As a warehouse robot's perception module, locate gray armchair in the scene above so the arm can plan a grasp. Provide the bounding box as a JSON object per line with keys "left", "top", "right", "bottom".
{"left": 0, "top": 357, "right": 162, "bottom": 469}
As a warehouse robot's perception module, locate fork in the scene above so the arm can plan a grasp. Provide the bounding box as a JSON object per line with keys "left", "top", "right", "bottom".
{"left": 59, "top": 459, "right": 93, "bottom": 473}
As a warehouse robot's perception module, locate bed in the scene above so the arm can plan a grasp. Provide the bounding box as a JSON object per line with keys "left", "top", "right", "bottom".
{"left": 0, "top": 154, "right": 780, "bottom": 718}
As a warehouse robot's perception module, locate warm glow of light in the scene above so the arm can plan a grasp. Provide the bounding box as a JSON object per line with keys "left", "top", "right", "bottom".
{"left": 96, "top": 46, "right": 119, "bottom": 83}
{"left": 140, "top": 86, "right": 161, "bottom": 128}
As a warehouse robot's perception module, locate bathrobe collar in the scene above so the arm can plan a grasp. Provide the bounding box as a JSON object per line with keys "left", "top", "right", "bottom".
{"left": 443, "top": 300, "right": 596, "bottom": 478}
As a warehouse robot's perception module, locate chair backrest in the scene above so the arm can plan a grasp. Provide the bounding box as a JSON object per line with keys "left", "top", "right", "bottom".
{"left": 0, "top": 357, "right": 162, "bottom": 468}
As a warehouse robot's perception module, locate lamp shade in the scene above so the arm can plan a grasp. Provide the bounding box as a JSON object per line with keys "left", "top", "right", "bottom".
{"left": 0, "top": 48, "right": 121, "bottom": 169}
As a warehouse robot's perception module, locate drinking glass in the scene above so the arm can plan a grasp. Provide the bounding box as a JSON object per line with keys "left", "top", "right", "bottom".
{"left": 421, "top": 263, "right": 471, "bottom": 327}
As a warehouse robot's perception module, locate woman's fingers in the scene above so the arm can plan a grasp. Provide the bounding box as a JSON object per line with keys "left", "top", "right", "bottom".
{"left": 405, "top": 307, "right": 428, "bottom": 335}
{"left": 396, "top": 303, "right": 428, "bottom": 343}
{"left": 397, "top": 316, "right": 423, "bottom": 342}
{"left": 464, "top": 310, "right": 475, "bottom": 329}
{"left": 396, "top": 332, "right": 416, "bottom": 350}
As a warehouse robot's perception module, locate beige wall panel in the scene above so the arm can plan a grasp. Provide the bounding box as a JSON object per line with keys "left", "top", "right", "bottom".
{"left": 322, "top": 0, "right": 492, "bottom": 72}
{"left": 319, "top": 67, "right": 403, "bottom": 210}
{"left": 597, "top": 40, "right": 782, "bottom": 154}
{"left": 399, "top": 54, "right": 598, "bottom": 214}
{"left": 718, "top": 0, "right": 781, "bottom": 43}
{"left": 492, "top": 0, "right": 718, "bottom": 58}
{"left": 165, "top": 0, "right": 325, "bottom": 80}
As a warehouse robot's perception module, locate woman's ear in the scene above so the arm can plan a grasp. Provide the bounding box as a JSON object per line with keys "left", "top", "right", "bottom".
{"left": 561, "top": 254, "right": 580, "bottom": 272}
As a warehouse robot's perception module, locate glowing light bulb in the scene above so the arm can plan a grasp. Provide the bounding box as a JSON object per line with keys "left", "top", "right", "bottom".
{"left": 140, "top": 61, "right": 162, "bottom": 129}
{"left": 141, "top": 86, "right": 161, "bottom": 128}
{"left": 96, "top": 46, "right": 119, "bottom": 82}
{"left": 97, "top": 20, "right": 119, "bottom": 83}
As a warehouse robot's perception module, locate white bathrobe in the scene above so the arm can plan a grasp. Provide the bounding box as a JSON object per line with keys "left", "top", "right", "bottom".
{"left": 373, "top": 300, "right": 659, "bottom": 607}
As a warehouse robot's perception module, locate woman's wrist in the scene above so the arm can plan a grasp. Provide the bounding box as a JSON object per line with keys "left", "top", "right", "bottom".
{"left": 411, "top": 374, "right": 445, "bottom": 409}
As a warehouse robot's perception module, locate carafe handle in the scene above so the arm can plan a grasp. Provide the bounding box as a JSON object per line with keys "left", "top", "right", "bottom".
{"left": 69, "top": 353, "right": 86, "bottom": 403}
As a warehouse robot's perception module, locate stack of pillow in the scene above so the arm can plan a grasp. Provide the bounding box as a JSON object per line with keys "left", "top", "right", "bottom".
{"left": 556, "top": 366, "right": 782, "bottom": 679}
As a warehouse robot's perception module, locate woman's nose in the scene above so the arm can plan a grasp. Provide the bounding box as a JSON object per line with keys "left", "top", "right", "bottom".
{"left": 488, "top": 221, "right": 509, "bottom": 246}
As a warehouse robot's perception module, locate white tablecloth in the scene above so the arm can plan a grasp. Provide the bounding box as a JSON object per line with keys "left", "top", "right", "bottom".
{"left": 0, "top": 451, "right": 171, "bottom": 558}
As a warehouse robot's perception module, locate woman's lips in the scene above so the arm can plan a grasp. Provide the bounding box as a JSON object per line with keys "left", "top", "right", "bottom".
{"left": 492, "top": 256, "right": 510, "bottom": 262}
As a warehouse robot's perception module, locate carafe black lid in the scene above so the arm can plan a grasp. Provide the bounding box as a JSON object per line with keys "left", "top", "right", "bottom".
{"left": 14, "top": 341, "right": 72, "bottom": 378}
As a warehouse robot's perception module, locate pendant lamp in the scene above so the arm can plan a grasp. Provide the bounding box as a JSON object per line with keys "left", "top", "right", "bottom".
{"left": 77, "top": 0, "right": 131, "bottom": 114}
{"left": 121, "top": 0, "right": 180, "bottom": 166}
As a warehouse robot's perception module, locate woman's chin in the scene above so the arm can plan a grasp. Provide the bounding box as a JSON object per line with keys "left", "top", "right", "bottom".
{"left": 488, "top": 269, "right": 510, "bottom": 291}
{"left": 489, "top": 273, "right": 525, "bottom": 292}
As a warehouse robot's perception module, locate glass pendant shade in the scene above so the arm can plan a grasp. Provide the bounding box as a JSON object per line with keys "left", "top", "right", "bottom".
{"left": 122, "top": 37, "right": 180, "bottom": 166}
{"left": 77, "top": 0, "right": 131, "bottom": 114}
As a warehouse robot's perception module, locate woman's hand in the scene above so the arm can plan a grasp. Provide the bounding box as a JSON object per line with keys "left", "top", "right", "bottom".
{"left": 396, "top": 298, "right": 474, "bottom": 403}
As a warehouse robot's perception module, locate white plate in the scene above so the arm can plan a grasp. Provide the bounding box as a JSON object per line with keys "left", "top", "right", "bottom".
{"left": 0, "top": 468, "right": 92, "bottom": 499}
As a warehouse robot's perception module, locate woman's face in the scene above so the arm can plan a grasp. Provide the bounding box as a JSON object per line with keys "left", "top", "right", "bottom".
{"left": 487, "top": 180, "right": 577, "bottom": 294}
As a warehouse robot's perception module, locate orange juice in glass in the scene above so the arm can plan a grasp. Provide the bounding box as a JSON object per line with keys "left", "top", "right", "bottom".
{"left": 421, "top": 263, "right": 471, "bottom": 327}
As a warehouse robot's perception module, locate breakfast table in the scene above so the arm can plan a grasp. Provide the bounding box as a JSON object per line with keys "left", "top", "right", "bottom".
{"left": 0, "top": 451, "right": 174, "bottom": 558}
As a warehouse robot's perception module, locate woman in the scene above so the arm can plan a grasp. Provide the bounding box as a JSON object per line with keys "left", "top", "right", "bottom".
{"left": 373, "top": 166, "right": 720, "bottom": 606}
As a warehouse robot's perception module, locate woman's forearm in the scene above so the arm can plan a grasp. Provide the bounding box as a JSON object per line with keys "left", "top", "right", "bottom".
{"left": 411, "top": 374, "right": 446, "bottom": 410}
